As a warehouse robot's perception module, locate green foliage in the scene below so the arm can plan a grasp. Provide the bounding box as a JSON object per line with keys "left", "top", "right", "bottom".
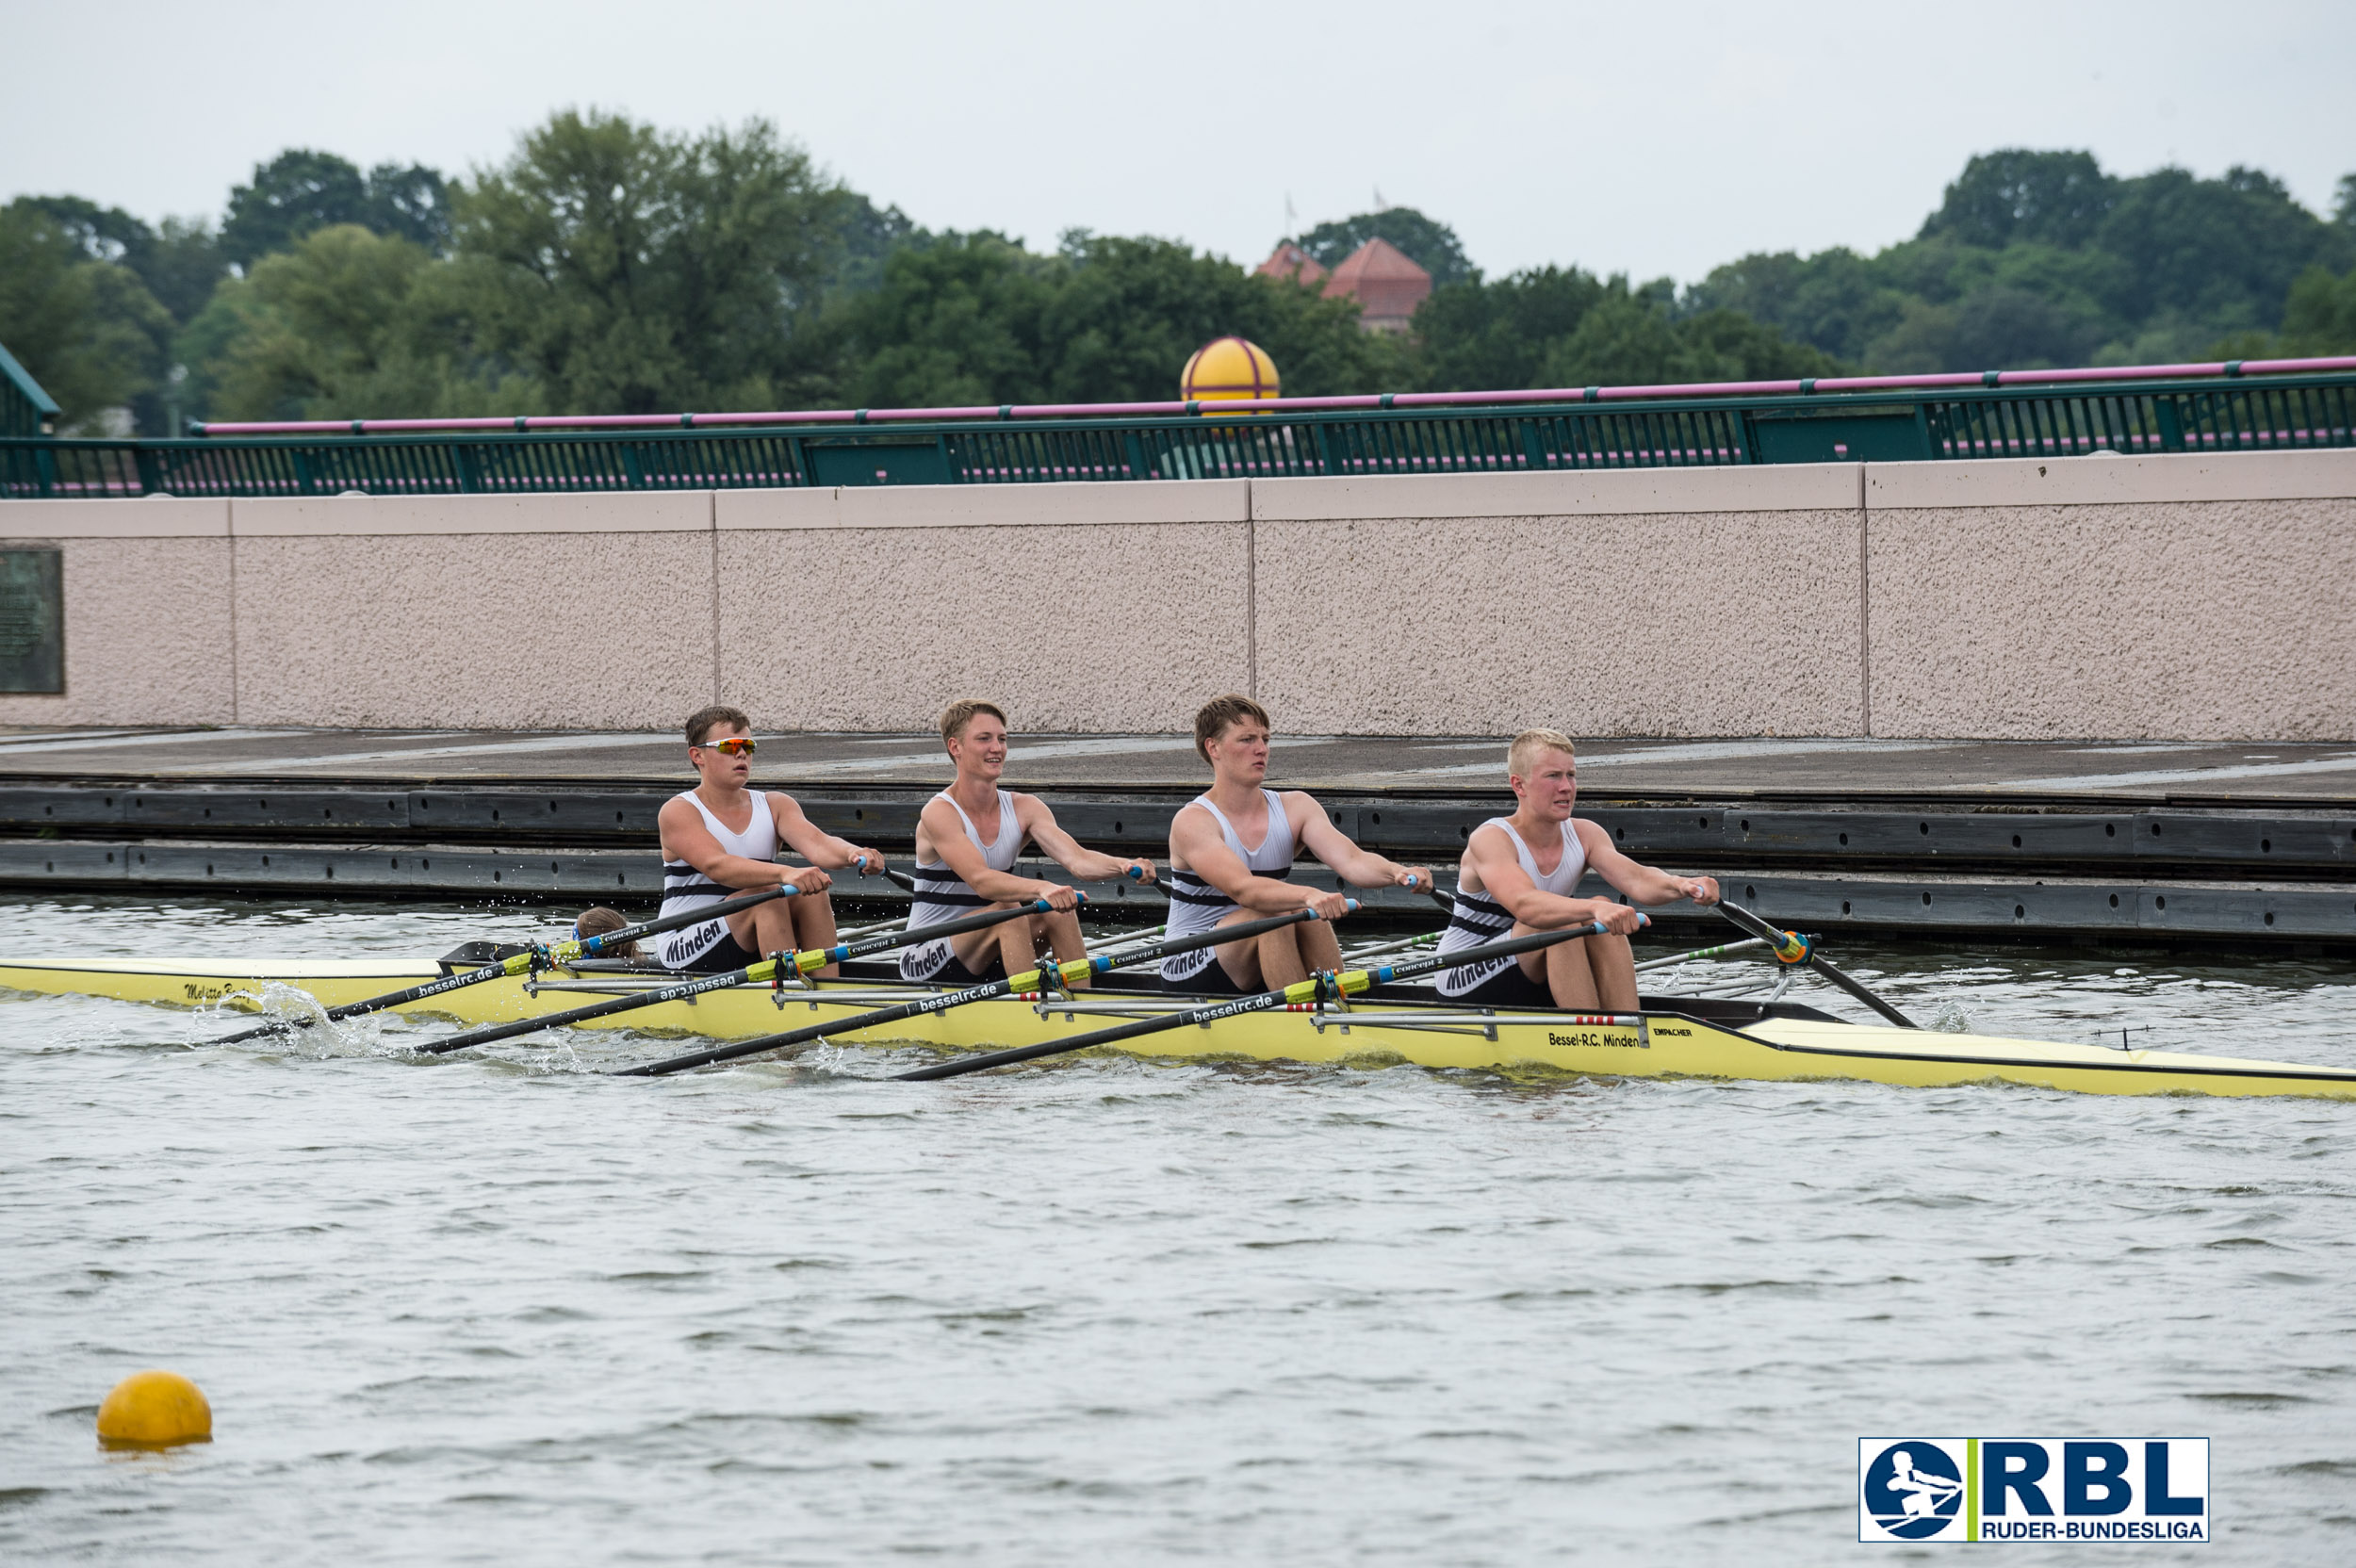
{"left": 189, "top": 225, "right": 532, "bottom": 422}
{"left": 836, "top": 234, "right": 1056, "bottom": 406}
{"left": 14, "top": 194, "right": 226, "bottom": 326}
{"left": 221, "top": 149, "right": 452, "bottom": 270}
{"left": 834, "top": 230, "right": 1397, "bottom": 406}
{"left": 11, "top": 129, "right": 2352, "bottom": 433}
{"left": 1412, "top": 269, "right": 1840, "bottom": 390}
{"left": 1696, "top": 153, "right": 2354, "bottom": 373}
{"left": 2275, "top": 264, "right": 2356, "bottom": 354}
{"left": 0, "top": 200, "right": 173, "bottom": 431}
{"left": 456, "top": 110, "right": 843, "bottom": 415}
{"left": 1920, "top": 150, "right": 2115, "bottom": 250}
{"left": 1291, "top": 207, "right": 1475, "bottom": 287}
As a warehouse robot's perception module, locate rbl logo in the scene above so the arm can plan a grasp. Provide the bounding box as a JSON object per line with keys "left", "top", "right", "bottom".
{"left": 1858, "top": 1437, "right": 2208, "bottom": 1544}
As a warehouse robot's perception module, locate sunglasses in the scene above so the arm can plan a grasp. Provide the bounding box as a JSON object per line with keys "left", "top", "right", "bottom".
{"left": 696, "top": 737, "right": 757, "bottom": 757}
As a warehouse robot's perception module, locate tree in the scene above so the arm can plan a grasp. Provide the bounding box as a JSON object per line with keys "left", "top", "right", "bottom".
{"left": 189, "top": 224, "right": 533, "bottom": 422}
{"left": 0, "top": 201, "right": 172, "bottom": 430}
{"left": 220, "top": 150, "right": 454, "bottom": 270}
{"left": 2094, "top": 164, "right": 2352, "bottom": 333}
{"left": 2275, "top": 264, "right": 2356, "bottom": 354}
{"left": 15, "top": 195, "right": 226, "bottom": 325}
{"left": 1291, "top": 206, "right": 1476, "bottom": 287}
{"left": 1412, "top": 267, "right": 1609, "bottom": 390}
{"left": 221, "top": 150, "right": 372, "bottom": 270}
{"left": 836, "top": 233, "right": 1056, "bottom": 406}
{"left": 456, "top": 110, "right": 845, "bottom": 414}
{"left": 1920, "top": 150, "right": 2116, "bottom": 250}
{"left": 1040, "top": 233, "right": 1390, "bottom": 401}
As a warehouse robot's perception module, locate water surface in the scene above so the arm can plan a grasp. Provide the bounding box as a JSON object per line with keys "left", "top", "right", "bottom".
{"left": 3, "top": 895, "right": 2352, "bottom": 1564}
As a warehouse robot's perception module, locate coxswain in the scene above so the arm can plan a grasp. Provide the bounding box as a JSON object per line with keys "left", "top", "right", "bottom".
{"left": 1435, "top": 728, "right": 1719, "bottom": 1010}
{"left": 903, "top": 700, "right": 1155, "bottom": 987}
{"left": 655, "top": 705, "right": 888, "bottom": 975}
{"left": 1163, "top": 694, "right": 1432, "bottom": 993}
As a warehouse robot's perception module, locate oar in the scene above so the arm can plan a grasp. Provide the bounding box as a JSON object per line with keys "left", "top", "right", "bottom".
{"left": 418, "top": 894, "right": 1067, "bottom": 1055}
{"left": 614, "top": 905, "right": 1349, "bottom": 1078}
{"left": 1712, "top": 900, "right": 1917, "bottom": 1029}
{"left": 206, "top": 884, "right": 803, "bottom": 1046}
{"left": 895, "top": 915, "right": 1644, "bottom": 1082}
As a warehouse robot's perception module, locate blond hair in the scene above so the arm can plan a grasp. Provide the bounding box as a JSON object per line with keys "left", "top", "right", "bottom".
{"left": 1192, "top": 693, "right": 1270, "bottom": 763}
{"left": 939, "top": 698, "right": 1007, "bottom": 746}
{"left": 1507, "top": 728, "right": 1577, "bottom": 777}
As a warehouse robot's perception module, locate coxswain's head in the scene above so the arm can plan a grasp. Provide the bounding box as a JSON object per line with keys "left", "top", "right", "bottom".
{"left": 940, "top": 698, "right": 1010, "bottom": 783}
{"left": 1194, "top": 694, "right": 1271, "bottom": 786}
{"left": 573, "top": 906, "right": 643, "bottom": 963}
{"left": 1508, "top": 728, "right": 1579, "bottom": 820}
{"left": 684, "top": 703, "right": 757, "bottom": 788}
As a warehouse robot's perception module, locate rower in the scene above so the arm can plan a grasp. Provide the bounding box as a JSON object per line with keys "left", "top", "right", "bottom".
{"left": 655, "top": 705, "right": 889, "bottom": 975}
{"left": 903, "top": 700, "right": 1154, "bottom": 988}
{"left": 1435, "top": 728, "right": 1719, "bottom": 1010}
{"left": 1163, "top": 694, "right": 1432, "bottom": 993}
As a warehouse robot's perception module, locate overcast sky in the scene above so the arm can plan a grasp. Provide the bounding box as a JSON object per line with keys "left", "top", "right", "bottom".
{"left": 4, "top": 0, "right": 2350, "bottom": 285}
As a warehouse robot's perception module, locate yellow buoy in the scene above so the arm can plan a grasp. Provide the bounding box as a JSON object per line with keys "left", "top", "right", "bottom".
{"left": 1181, "top": 336, "right": 1279, "bottom": 416}
{"left": 96, "top": 1369, "right": 212, "bottom": 1448}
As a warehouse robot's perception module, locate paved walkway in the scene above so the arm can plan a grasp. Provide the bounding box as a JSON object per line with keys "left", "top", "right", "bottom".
{"left": 3, "top": 727, "right": 2354, "bottom": 803}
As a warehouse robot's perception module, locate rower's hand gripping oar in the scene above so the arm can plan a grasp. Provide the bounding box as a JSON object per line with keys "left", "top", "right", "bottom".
{"left": 1712, "top": 899, "right": 1917, "bottom": 1029}
{"left": 615, "top": 902, "right": 1343, "bottom": 1078}
{"left": 205, "top": 883, "right": 807, "bottom": 1046}
{"left": 896, "top": 914, "right": 1644, "bottom": 1082}
{"left": 419, "top": 890, "right": 1078, "bottom": 1055}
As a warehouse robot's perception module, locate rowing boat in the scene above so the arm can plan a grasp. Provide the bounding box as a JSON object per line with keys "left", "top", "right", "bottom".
{"left": 4, "top": 951, "right": 2352, "bottom": 1100}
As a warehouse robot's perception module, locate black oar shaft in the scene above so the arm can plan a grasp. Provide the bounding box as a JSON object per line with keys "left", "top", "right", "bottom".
{"left": 1712, "top": 900, "right": 1917, "bottom": 1029}
{"left": 422, "top": 897, "right": 1055, "bottom": 1055}
{"left": 206, "top": 884, "right": 797, "bottom": 1046}
{"left": 616, "top": 906, "right": 1329, "bottom": 1078}
{"left": 896, "top": 918, "right": 1625, "bottom": 1082}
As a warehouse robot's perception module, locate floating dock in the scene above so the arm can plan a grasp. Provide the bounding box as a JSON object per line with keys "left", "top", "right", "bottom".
{"left": 2, "top": 728, "right": 2352, "bottom": 946}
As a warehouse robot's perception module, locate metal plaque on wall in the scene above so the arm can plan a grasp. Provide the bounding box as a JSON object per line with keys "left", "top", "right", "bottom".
{"left": 0, "top": 548, "right": 64, "bottom": 693}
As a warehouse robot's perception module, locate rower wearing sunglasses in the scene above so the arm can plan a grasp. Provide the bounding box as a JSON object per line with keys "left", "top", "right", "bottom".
{"left": 655, "top": 705, "right": 890, "bottom": 975}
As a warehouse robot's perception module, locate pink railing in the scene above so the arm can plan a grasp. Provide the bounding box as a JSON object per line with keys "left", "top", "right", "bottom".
{"left": 190, "top": 356, "right": 2356, "bottom": 438}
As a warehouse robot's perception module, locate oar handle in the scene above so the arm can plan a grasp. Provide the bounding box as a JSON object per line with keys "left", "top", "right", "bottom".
{"left": 571, "top": 883, "right": 795, "bottom": 958}
{"left": 614, "top": 904, "right": 1352, "bottom": 1078}
{"left": 897, "top": 915, "right": 1628, "bottom": 1082}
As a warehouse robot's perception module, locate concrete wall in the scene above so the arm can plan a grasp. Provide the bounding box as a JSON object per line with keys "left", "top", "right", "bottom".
{"left": 1, "top": 448, "right": 2349, "bottom": 740}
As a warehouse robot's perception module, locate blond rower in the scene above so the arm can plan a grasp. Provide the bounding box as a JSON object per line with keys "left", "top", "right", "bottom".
{"left": 902, "top": 699, "right": 1154, "bottom": 987}
{"left": 1434, "top": 728, "right": 1719, "bottom": 1010}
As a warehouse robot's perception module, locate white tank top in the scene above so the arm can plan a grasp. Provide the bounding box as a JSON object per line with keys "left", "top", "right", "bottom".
{"left": 1435, "top": 816, "right": 1588, "bottom": 957}
{"left": 658, "top": 790, "right": 779, "bottom": 923}
{"left": 906, "top": 790, "right": 1024, "bottom": 933}
{"left": 1162, "top": 790, "right": 1295, "bottom": 979}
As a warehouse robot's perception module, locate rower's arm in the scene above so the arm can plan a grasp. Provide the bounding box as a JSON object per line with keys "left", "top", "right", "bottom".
{"left": 1466, "top": 823, "right": 1621, "bottom": 928}
{"left": 1578, "top": 819, "right": 1719, "bottom": 906}
{"left": 1016, "top": 793, "right": 1153, "bottom": 885}
{"left": 773, "top": 793, "right": 887, "bottom": 878}
{"left": 920, "top": 796, "right": 1062, "bottom": 904}
{"left": 658, "top": 796, "right": 797, "bottom": 890}
{"left": 1292, "top": 792, "right": 1433, "bottom": 891}
{"left": 1170, "top": 805, "right": 1321, "bottom": 913}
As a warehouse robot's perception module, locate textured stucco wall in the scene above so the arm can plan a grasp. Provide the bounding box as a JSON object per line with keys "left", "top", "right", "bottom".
{"left": 1866, "top": 451, "right": 2356, "bottom": 741}
{"left": 713, "top": 482, "right": 1250, "bottom": 731}
{"left": 0, "top": 499, "right": 235, "bottom": 726}
{"left": 4, "top": 450, "right": 2349, "bottom": 739}
{"left": 231, "top": 494, "right": 716, "bottom": 729}
{"left": 1252, "top": 466, "right": 1864, "bottom": 736}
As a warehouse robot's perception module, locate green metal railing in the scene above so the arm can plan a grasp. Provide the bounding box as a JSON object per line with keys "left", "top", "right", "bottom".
{"left": 0, "top": 342, "right": 60, "bottom": 442}
{"left": 5, "top": 368, "right": 2353, "bottom": 500}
